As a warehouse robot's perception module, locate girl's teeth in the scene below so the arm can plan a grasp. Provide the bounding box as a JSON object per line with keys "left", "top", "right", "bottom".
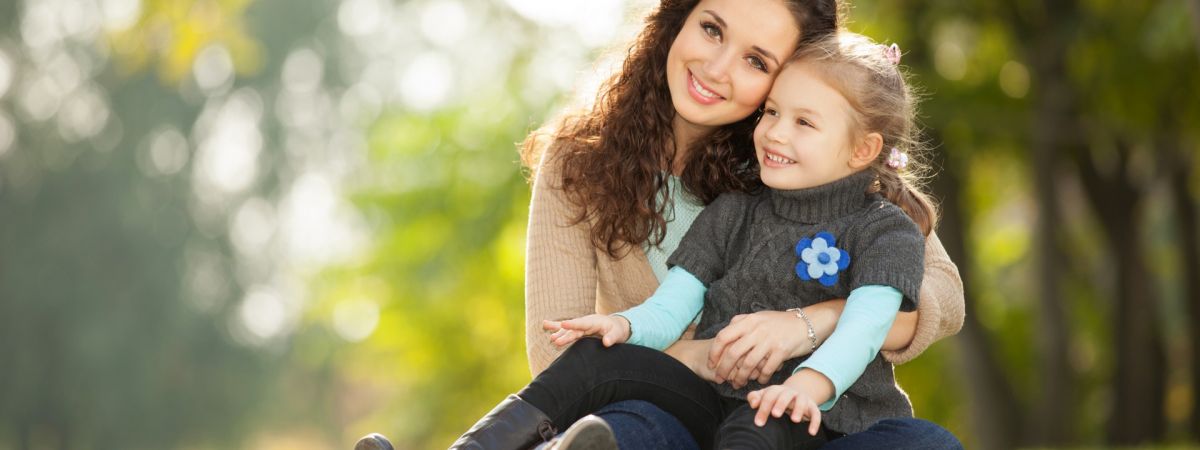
{"left": 767, "top": 154, "right": 794, "bottom": 164}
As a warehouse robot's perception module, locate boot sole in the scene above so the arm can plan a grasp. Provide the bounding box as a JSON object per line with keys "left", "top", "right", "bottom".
{"left": 550, "top": 415, "right": 618, "bottom": 450}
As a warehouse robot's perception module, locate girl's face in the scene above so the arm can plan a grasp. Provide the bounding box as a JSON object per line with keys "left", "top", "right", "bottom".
{"left": 666, "top": 0, "right": 800, "bottom": 130}
{"left": 753, "top": 63, "right": 863, "bottom": 190}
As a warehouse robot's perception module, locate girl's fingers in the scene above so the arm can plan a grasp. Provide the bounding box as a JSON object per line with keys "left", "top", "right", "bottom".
{"left": 754, "top": 388, "right": 780, "bottom": 426}
{"left": 807, "top": 404, "right": 822, "bottom": 436}
{"left": 772, "top": 391, "right": 794, "bottom": 418}
{"left": 747, "top": 390, "right": 761, "bottom": 409}
{"left": 542, "top": 320, "right": 562, "bottom": 332}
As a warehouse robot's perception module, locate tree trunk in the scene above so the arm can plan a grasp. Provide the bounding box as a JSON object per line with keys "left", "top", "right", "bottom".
{"left": 1074, "top": 144, "right": 1167, "bottom": 444}
{"left": 1026, "top": 11, "right": 1074, "bottom": 448}
{"left": 928, "top": 137, "right": 1023, "bottom": 450}
{"left": 1170, "top": 150, "right": 1200, "bottom": 439}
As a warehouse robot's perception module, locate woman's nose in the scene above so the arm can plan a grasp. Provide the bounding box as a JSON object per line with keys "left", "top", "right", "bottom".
{"left": 700, "top": 46, "right": 736, "bottom": 84}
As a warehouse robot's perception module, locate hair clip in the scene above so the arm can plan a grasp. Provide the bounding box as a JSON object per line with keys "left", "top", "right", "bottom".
{"left": 887, "top": 147, "right": 908, "bottom": 170}
{"left": 882, "top": 43, "right": 901, "bottom": 65}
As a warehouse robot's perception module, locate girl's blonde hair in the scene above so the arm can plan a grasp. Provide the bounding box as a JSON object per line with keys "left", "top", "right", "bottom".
{"left": 791, "top": 31, "right": 938, "bottom": 235}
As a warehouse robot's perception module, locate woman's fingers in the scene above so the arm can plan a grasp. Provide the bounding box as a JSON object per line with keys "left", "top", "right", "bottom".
{"left": 542, "top": 320, "right": 562, "bottom": 332}
{"left": 708, "top": 323, "right": 750, "bottom": 368}
{"left": 732, "top": 345, "right": 769, "bottom": 386}
{"left": 757, "top": 350, "right": 787, "bottom": 385}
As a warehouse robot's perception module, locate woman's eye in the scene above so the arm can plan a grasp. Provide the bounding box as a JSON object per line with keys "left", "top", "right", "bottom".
{"left": 701, "top": 22, "right": 721, "bottom": 39}
{"left": 746, "top": 56, "right": 767, "bottom": 72}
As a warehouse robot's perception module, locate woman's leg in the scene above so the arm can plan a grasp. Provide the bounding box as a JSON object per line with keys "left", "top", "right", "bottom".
{"left": 715, "top": 401, "right": 829, "bottom": 450}
{"left": 820, "top": 417, "right": 963, "bottom": 450}
{"left": 518, "top": 338, "right": 726, "bottom": 449}
{"left": 592, "top": 400, "right": 700, "bottom": 450}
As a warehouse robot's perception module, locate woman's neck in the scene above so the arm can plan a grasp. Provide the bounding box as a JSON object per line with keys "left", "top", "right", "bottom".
{"left": 669, "top": 114, "right": 715, "bottom": 176}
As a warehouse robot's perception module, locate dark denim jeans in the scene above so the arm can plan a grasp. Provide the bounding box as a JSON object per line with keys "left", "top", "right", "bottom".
{"left": 595, "top": 404, "right": 962, "bottom": 450}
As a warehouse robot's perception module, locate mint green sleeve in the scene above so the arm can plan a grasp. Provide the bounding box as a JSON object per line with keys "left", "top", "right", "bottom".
{"left": 613, "top": 266, "right": 706, "bottom": 351}
{"left": 795, "top": 285, "right": 901, "bottom": 410}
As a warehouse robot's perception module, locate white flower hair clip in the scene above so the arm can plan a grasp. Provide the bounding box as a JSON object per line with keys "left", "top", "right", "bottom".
{"left": 887, "top": 147, "right": 908, "bottom": 170}
{"left": 882, "top": 43, "right": 901, "bottom": 65}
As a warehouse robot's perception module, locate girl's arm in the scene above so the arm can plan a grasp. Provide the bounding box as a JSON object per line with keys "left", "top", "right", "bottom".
{"left": 613, "top": 267, "right": 706, "bottom": 349}
{"left": 524, "top": 155, "right": 600, "bottom": 377}
{"left": 793, "top": 286, "right": 900, "bottom": 409}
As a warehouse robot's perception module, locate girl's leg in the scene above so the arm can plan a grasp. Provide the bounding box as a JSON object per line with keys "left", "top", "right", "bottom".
{"left": 518, "top": 338, "right": 726, "bottom": 449}
{"left": 820, "top": 417, "right": 963, "bottom": 450}
{"left": 715, "top": 401, "right": 829, "bottom": 450}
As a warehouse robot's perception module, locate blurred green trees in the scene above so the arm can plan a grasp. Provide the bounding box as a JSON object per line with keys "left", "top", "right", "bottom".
{"left": 0, "top": 0, "right": 1197, "bottom": 449}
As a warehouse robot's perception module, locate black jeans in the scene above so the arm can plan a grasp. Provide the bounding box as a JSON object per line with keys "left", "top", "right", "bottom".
{"left": 517, "top": 338, "right": 834, "bottom": 450}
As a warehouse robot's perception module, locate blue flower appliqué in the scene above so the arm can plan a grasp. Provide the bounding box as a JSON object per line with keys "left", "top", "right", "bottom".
{"left": 795, "top": 232, "right": 850, "bottom": 287}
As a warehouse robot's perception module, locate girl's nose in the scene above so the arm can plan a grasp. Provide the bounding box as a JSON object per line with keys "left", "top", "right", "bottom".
{"left": 764, "top": 119, "right": 788, "bottom": 144}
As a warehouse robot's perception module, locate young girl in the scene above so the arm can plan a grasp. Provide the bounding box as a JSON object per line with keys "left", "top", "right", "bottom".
{"left": 452, "top": 31, "right": 945, "bottom": 450}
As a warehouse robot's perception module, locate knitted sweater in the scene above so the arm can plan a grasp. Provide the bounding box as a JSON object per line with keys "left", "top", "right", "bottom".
{"left": 670, "top": 169, "right": 923, "bottom": 434}
{"left": 523, "top": 152, "right": 965, "bottom": 376}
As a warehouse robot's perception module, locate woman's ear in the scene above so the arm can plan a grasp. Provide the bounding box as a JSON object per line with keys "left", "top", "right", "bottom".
{"left": 850, "top": 132, "right": 884, "bottom": 169}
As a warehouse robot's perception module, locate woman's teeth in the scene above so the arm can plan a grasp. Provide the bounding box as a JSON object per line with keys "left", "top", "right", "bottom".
{"left": 766, "top": 153, "right": 795, "bottom": 164}
{"left": 691, "top": 74, "right": 721, "bottom": 99}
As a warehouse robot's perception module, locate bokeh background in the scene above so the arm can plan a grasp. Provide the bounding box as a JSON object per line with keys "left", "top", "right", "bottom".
{"left": 0, "top": 0, "right": 1198, "bottom": 448}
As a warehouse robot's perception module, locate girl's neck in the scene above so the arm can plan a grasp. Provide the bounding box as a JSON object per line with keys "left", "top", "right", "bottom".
{"left": 669, "top": 114, "right": 716, "bottom": 176}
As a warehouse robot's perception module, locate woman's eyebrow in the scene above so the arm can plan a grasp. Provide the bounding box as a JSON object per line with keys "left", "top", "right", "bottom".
{"left": 703, "top": 10, "right": 780, "bottom": 68}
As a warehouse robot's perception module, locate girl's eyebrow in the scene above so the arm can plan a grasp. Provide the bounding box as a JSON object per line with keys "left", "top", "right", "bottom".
{"left": 703, "top": 10, "right": 781, "bottom": 68}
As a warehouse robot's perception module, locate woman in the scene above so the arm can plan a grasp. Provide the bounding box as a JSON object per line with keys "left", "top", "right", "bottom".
{"left": 521, "top": 0, "right": 963, "bottom": 449}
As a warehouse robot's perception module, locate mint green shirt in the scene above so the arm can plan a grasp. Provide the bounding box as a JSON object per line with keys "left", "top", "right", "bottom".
{"left": 643, "top": 175, "right": 705, "bottom": 282}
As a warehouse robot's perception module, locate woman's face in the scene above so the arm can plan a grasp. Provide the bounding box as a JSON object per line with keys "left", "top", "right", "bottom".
{"left": 666, "top": 0, "right": 801, "bottom": 130}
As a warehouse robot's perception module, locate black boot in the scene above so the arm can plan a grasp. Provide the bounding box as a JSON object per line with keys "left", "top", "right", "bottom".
{"left": 450, "top": 394, "right": 558, "bottom": 450}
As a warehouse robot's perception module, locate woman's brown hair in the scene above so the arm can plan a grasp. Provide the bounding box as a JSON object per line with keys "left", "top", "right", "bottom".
{"left": 522, "top": 0, "right": 841, "bottom": 257}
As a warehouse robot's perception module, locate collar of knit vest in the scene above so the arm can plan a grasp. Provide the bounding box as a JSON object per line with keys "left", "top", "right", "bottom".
{"left": 768, "top": 169, "right": 877, "bottom": 223}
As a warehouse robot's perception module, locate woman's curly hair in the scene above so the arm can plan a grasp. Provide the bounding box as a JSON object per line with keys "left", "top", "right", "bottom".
{"left": 522, "top": 0, "right": 840, "bottom": 257}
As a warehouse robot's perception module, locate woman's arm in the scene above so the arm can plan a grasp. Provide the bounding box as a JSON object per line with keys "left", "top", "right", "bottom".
{"left": 879, "top": 231, "right": 965, "bottom": 364}
{"left": 524, "top": 155, "right": 600, "bottom": 376}
{"left": 708, "top": 232, "right": 965, "bottom": 385}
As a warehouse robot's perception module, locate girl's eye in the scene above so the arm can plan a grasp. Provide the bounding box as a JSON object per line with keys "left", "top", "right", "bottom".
{"left": 746, "top": 56, "right": 767, "bottom": 72}
{"left": 762, "top": 107, "right": 778, "bottom": 117}
{"left": 701, "top": 22, "right": 721, "bottom": 40}
{"left": 797, "top": 118, "right": 814, "bottom": 128}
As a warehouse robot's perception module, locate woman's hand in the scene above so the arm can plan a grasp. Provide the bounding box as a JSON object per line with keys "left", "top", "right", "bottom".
{"left": 543, "top": 314, "right": 631, "bottom": 347}
{"left": 707, "top": 302, "right": 845, "bottom": 388}
{"left": 664, "top": 339, "right": 720, "bottom": 382}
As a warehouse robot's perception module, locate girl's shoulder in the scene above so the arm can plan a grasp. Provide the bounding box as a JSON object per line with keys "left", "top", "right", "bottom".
{"left": 854, "top": 196, "right": 922, "bottom": 240}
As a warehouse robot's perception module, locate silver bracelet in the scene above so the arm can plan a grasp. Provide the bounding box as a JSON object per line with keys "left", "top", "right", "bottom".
{"left": 786, "top": 307, "right": 819, "bottom": 353}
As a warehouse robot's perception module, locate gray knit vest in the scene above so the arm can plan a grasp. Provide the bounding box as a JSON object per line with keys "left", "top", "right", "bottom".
{"left": 667, "top": 169, "right": 926, "bottom": 434}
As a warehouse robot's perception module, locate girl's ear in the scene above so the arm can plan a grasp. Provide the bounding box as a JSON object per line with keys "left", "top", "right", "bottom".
{"left": 850, "top": 132, "right": 884, "bottom": 170}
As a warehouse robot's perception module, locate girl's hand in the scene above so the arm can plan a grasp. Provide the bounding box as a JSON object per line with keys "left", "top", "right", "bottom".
{"left": 542, "top": 315, "right": 631, "bottom": 347}
{"left": 746, "top": 381, "right": 822, "bottom": 434}
{"left": 664, "top": 339, "right": 720, "bottom": 382}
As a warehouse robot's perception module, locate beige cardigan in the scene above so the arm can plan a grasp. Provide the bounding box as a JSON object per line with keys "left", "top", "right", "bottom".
{"left": 524, "top": 156, "right": 965, "bottom": 376}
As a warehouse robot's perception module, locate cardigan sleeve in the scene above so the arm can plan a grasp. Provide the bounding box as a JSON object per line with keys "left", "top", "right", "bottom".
{"left": 880, "top": 231, "right": 966, "bottom": 364}
{"left": 524, "top": 153, "right": 600, "bottom": 376}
